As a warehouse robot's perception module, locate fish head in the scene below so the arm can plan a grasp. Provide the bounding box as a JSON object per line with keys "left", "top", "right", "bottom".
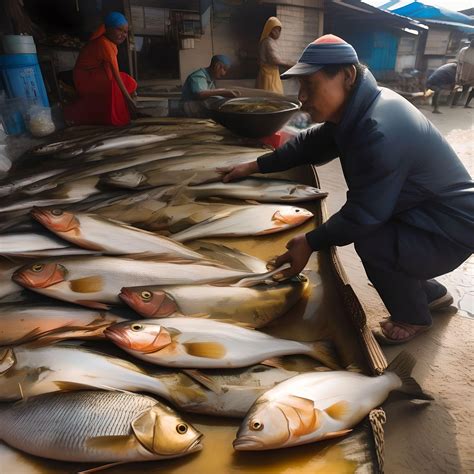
{"left": 31, "top": 207, "right": 80, "bottom": 233}
{"left": 272, "top": 207, "right": 313, "bottom": 226}
{"left": 104, "top": 320, "right": 173, "bottom": 354}
{"left": 22, "top": 182, "right": 58, "bottom": 195}
{"left": 132, "top": 403, "right": 202, "bottom": 456}
{"left": 104, "top": 169, "right": 146, "bottom": 188}
{"left": 233, "top": 399, "right": 291, "bottom": 450}
{"left": 0, "top": 347, "right": 15, "bottom": 375}
{"left": 233, "top": 394, "right": 322, "bottom": 450}
{"left": 12, "top": 262, "right": 67, "bottom": 289}
{"left": 119, "top": 287, "right": 178, "bottom": 317}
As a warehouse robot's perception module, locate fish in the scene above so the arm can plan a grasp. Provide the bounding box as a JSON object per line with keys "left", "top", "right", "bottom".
{"left": 119, "top": 276, "right": 308, "bottom": 327}
{"left": 0, "top": 168, "right": 68, "bottom": 197}
{"left": 31, "top": 208, "right": 206, "bottom": 260}
{"left": 184, "top": 178, "right": 327, "bottom": 202}
{"left": 104, "top": 317, "right": 339, "bottom": 369}
{"left": 101, "top": 148, "right": 266, "bottom": 189}
{"left": 0, "top": 304, "right": 127, "bottom": 346}
{"left": 12, "top": 256, "right": 282, "bottom": 308}
{"left": 0, "top": 176, "right": 103, "bottom": 213}
{"left": 233, "top": 351, "right": 433, "bottom": 451}
{"left": 0, "top": 231, "right": 97, "bottom": 257}
{"left": 170, "top": 204, "right": 313, "bottom": 241}
{"left": 55, "top": 133, "right": 179, "bottom": 158}
{"left": 0, "top": 345, "right": 313, "bottom": 417}
{"left": 0, "top": 390, "right": 202, "bottom": 463}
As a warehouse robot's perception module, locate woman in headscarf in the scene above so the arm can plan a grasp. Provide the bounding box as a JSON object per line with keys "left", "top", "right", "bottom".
{"left": 256, "top": 17, "right": 292, "bottom": 94}
{"left": 64, "top": 12, "right": 137, "bottom": 127}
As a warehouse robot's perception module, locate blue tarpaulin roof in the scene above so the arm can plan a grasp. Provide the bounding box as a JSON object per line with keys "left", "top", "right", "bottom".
{"left": 379, "top": 1, "right": 474, "bottom": 24}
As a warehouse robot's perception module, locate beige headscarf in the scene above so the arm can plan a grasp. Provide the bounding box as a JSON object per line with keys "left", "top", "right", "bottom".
{"left": 260, "top": 17, "right": 282, "bottom": 42}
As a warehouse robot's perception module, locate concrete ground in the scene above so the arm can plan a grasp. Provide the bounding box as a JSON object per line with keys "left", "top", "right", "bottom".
{"left": 317, "top": 105, "right": 473, "bottom": 473}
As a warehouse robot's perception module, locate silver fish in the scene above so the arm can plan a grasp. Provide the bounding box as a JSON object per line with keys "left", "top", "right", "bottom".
{"left": 0, "top": 304, "right": 126, "bottom": 346}
{"left": 105, "top": 317, "right": 339, "bottom": 369}
{"left": 0, "top": 390, "right": 202, "bottom": 463}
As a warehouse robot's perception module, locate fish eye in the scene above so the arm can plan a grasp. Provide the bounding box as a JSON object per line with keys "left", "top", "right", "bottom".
{"left": 31, "top": 264, "right": 44, "bottom": 272}
{"left": 51, "top": 209, "right": 63, "bottom": 216}
{"left": 130, "top": 323, "right": 143, "bottom": 331}
{"left": 141, "top": 291, "right": 152, "bottom": 301}
{"left": 250, "top": 420, "right": 264, "bottom": 431}
{"left": 295, "top": 209, "right": 300, "bottom": 212}
{"left": 176, "top": 423, "right": 188, "bottom": 434}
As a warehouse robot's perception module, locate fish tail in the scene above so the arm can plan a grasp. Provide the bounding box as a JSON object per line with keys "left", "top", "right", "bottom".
{"left": 387, "top": 351, "right": 433, "bottom": 400}
{"left": 307, "top": 341, "right": 341, "bottom": 370}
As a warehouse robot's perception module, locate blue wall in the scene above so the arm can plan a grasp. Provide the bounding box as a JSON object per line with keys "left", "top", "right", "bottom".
{"left": 338, "top": 30, "right": 399, "bottom": 78}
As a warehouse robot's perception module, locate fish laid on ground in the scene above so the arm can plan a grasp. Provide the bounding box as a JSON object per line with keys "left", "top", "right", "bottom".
{"left": 12, "top": 256, "right": 281, "bottom": 308}
{"left": 0, "top": 304, "right": 127, "bottom": 346}
{"left": 183, "top": 178, "right": 327, "bottom": 202}
{"left": 0, "top": 231, "right": 97, "bottom": 257}
{"left": 102, "top": 149, "right": 266, "bottom": 189}
{"left": 105, "top": 317, "right": 339, "bottom": 369}
{"left": 55, "top": 133, "right": 178, "bottom": 158}
{"left": 233, "top": 351, "right": 433, "bottom": 451}
{"left": 31, "top": 208, "right": 205, "bottom": 260}
{"left": 120, "top": 277, "right": 308, "bottom": 327}
{"left": 0, "top": 168, "right": 68, "bottom": 197}
{"left": 0, "top": 176, "right": 103, "bottom": 214}
{"left": 0, "top": 390, "right": 202, "bottom": 463}
{"left": 0, "top": 344, "right": 312, "bottom": 417}
{"left": 170, "top": 204, "right": 313, "bottom": 241}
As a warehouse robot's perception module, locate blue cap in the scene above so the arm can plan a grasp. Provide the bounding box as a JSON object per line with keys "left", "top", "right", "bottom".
{"left": 104, "top": 12, "right": 128, "bottom": 28}
{"left": 282, "top": 35, "right": 358, "bottom": 79}
{"left": 212, "top": 54, "right": 232, "bottom": 67}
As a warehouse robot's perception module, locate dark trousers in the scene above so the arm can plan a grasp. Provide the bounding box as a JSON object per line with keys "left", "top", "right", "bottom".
{"left": 354, "top": 222, "right": 471, "bottom": 326}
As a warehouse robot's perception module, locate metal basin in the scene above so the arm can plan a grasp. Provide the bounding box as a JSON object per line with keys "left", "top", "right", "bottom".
{"left": 206, "top": 97, "right": 301, "bottom": 138}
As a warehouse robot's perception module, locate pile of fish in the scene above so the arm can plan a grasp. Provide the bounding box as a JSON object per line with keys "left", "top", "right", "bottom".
{"left": 0, "top": 119, "right": 430, "bottom": 471}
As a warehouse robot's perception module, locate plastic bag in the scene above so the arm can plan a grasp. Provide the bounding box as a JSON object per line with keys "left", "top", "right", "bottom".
{"left": 26, "top": 106, "right": 55, "bottom": 137}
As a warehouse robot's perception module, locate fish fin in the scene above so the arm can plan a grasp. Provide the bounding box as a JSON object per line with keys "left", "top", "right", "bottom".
{"left": 319, "top": 429, "right": 352, "bottom": 441}
{"left": 278, "top": 395, "right": 319, "bottom": 435}
{"left": 387, "top": 351, "right": 434, "bottom": 400}
{"left": 260, "top": 357, "right": 286, "bottom": 369}
{"left": 325, "top": 401, "right": 351, "bottom": 421}
{"left": 78, "top": 461, "right": 128, "bottom": 474}
{"left": 182, "top": 369, "right": 223, "bottom": 394}
{"left": 0, "top": 347, "right": 15, "bottom": 374}
{"left": 70, "top": 238, "right": 105, "bottom": 252}
{"left": 244, "top": 200, "right": 260, "bottom": 205}
{"left": 183, "top": 342, "right": 227, "bottom": 359}
{"left": 307, "top": 341, "right": 342, "bottom": 370}
{"left": 76, "top": 300, "right": 111, "bottom": 310}
{"left": 69, "top": 276, "right": 104, "bottom": 293}
{"left": 54, "top": 381, "right": 97, "bottom": 391}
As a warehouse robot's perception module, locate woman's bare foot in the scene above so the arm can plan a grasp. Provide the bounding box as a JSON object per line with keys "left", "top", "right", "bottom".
{"left": 375, "top": 319, "right": 431, "bottom": 345}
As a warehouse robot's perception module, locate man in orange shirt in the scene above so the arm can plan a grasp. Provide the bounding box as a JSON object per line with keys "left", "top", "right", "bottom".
{"left": 64, "top": 12, "right": 137, "bottom": 126}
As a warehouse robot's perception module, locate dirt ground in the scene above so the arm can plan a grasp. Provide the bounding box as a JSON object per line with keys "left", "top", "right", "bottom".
{"left": 317, "top": 104, "right": 473, "bottom": 473}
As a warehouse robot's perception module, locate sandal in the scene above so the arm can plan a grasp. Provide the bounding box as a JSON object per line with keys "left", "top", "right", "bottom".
{"left": 373, "top": 318, "right": 432, "bottom": 345}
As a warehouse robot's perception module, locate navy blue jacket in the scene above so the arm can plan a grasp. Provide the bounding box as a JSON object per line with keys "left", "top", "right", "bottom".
{"left": 258, "top": 69, "right": 474, "bottom": 252}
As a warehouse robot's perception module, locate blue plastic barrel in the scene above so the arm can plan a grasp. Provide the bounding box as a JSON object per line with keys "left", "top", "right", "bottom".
{"left": 0, "top": 54, "right": 49, "bottom": 107}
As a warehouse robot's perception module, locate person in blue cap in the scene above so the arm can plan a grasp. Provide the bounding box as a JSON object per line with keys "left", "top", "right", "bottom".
{"left": 181, "top": 55, "right": 240, "bottom": 117}
{"left": 65, "top": 11, "right": 137, "bottom": 126}
{"left": 222, "top": 34, "right": 473, "bottom": 345}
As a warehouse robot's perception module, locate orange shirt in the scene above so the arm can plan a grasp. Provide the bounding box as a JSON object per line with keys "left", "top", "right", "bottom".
{"left": 74, "top": 35, "right": 119, "bottom": 80}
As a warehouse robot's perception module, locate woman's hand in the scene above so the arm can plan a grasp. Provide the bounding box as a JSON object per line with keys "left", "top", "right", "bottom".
{"left": 219, "top": 161, "right": 259, "bottom": 183}
{"left": 272, "top": 234, "right": 313, "bottom": 280}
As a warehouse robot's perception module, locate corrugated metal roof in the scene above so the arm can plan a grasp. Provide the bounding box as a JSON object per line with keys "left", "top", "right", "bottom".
{"left": 422, "top": 19, "right": 474, "bottom": 33}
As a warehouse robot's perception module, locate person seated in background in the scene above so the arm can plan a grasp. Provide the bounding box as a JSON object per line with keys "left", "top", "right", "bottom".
{"left": 425, "top": 62, "right": 457, "bottom": 114}
{"left": 181, "top": 55, "right": 240, "bottom": 117}
{"left": 64, "top": 11, "right": 137, "bottom": 127}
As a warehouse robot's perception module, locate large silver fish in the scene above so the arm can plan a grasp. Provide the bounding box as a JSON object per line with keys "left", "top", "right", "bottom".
{"left": 234, "top": 351, "right": 432, "bottom": 451}
{"left": 105, "top": 317, "right": 339, "bottom": 369}
{"left": 31, "top": 208, "right": 205, "bottom": 260}
{"left": 0, "top": 304, "right": 126, "bottom": 346}
{"left": 12, "top": 256, "right": 281, "bottom": 308}
{"left": 170, "top": 204, "right": 313, "bottom": 241}
{"left": 120, "top": 277, "right": 308, "bottom": 327}
{"left": 184, "top": 178, "right": 327, "bottom": 202}
{"left": 0, "top": 231, "right": 97, "bottom": 257}
{"left": 0, "top": 391, "right": 202, "bottom": 463}
{"left": 0, "top": 345, "right": 312, "bottom": 417}
{"left": 102, "top": 149, "right": 265, "bottom": 188}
